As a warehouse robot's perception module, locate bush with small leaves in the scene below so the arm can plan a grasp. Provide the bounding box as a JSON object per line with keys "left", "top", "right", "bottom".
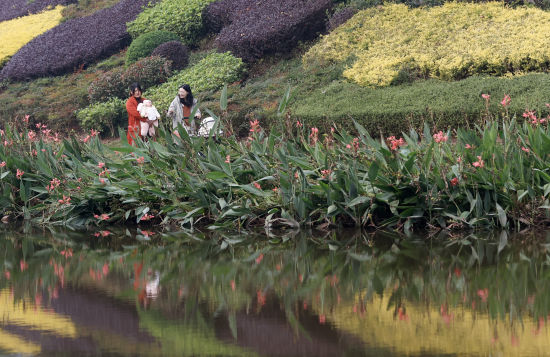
{"left": 88, "top": 67, "right": 126, "bottom": 103}
{"left": 125, "top": 31, "right": 180, "bottom": 65}
{"left": 204, "top": 0, "right": 332, "bottom": 62}
{"left": 151, "top": 41, "right": 189, "bottom": 71}
{"left": 127, "top": 0, "right": 216, "bottom": 45}
{"left": 327, "top": 7, "right": 357, "bottom": 31}
{"left": 88, "top": 56, "right": 172, "bottom": 103}
{"left": 0, "top": 0, "right": 150, "bottom": 81}
{"left": 0, "top": 0, "right": 76, "bottom": 22}
{"left": 76, "top": 97, "right": 126, "bottom": 137}
{"left": 145, "top": 52, "right": 245, "bottom": 114}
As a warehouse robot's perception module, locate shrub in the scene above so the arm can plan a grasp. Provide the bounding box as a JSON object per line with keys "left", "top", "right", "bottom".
{"left": 151, "top": 41, "right": 189, "bottom": 71}
{"left": 0, "top": 0, "right": 76, "bottom": 22}
{"left": 0, "top": 5, "right": 65, "bottom": 63}
{"left": 89, "top": 56, "right": 172, "bottom": 103}
{"left": 145, "top": 52, "right": 246, "bottom": 114}
{"left": 76, "top": 97, "right": 126, "bottom": 136}
{"left": 303, "top": 3, "right": 550, "bottom": 87}
{"left": 327, "top": 7, "right": 357, "bottom": 31}
{"left": 0, "top": 0, "right": 150, "bottom": 81}
{"left": 125, "top": 31, "right": 180, "bottom": 65}
{"left": 289, "top": 73, "right": 550, "bottom": 136}
{"left": 205, "top": 0, "right": 332, "bottom": 62}
{"left": 127, "top": 0, "right": 216, "bottom": 45}
{"left": 87, "top": 67, "right": 126, "bottom": 103}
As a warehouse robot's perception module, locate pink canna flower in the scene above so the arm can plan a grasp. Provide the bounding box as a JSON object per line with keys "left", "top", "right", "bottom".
{"left": 465, "top": 144, "right": 473, "bottom": 149}
{"left": 0, "top": 162, "right": 5, "bottom": 168}
{"left": 16, "top": 169, "right": 24, "bottom": 179}
{"left": 450, "top": 177, "right": 459, "bottom": 186}
{"left": 296, "top": 120, "right": 303, "bottom": 128}
{"left": 521, "top": 146, "right": 530, "bottom": 153}
{"left": 140, "top": 213, "right": 155, "bottom": 221}
{"left": 255, "top": 253, "right": 264, "bottom": 264}
{"left": 136, "top": 156, "right": 145, "bottom": 164}
{"left": 58, "top": 195, "right": 71, "bottom": 205}
{"left": 500, "top": 94, "right": 511, "bottom": 107}
{"left": 309, "top": 127, "right": 319, "bottom": 145}
{"left": 97, "top": 162, "right": 105, "bottom": 169}
{"left": 94, "top": 213, "right": 110, "bottom": 220}
{"left": 249, "top": 119, "right": 261, "bottom": 133}
{"left": 481, "top": 93, "right": 490, "bottom": 100}
{"left": 433, "top": 131, "right": 448, "bottom": 143}
{"left": 387, "top": 136, "right": 405, "bottom": 151}
{"left": 253, "top": 181, "right": 261, "bottom": 190}
{"left": 472, "top": 156, "right": 485, "bottom": 168}
{"left": 225, "top": 155, "right": 230, "bottom": 163}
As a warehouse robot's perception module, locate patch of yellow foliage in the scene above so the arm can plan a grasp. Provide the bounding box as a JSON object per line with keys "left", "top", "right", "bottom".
{"left": 0, "top": 5, "right": 65, "bottom": 62}
{"left": 303, "top": 3, "right": 550, "bottom": 87}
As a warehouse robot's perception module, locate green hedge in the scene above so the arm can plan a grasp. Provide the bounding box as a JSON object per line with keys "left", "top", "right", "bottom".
{"left": 126, "top": 0, "right": 216, "bottom": 45}
{"left": 290, "top": 73, "right": 550, "bottom": 136}
{"left": 145, "top": 52, "right": 246, "bottom": 115}
{"left": 76, "top": 97, "right": 126, "bottom": 136}
{"left": 125, "top": 31, "right": 180, "bottom": 65}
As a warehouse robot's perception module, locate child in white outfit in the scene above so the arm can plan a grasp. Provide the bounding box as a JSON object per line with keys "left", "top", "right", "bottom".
{"left": 137, "top": 99, "right": 160, "bottom": 137}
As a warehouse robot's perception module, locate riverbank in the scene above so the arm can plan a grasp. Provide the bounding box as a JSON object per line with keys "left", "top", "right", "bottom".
{"left": 0, "top": 98, "right": 548, "bottom": 231}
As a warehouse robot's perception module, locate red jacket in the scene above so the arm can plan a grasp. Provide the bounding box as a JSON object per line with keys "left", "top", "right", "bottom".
{"left": 126, "top": 96, "right": 146, "bottom": 146}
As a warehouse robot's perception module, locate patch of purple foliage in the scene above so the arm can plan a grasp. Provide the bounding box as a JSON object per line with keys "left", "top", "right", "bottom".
{"left": 0, "top": 0, "right": 151, "bottom": 81}
{"left": 204, "top": 0, "right": 332, "bottom": 62}
{"left": 0, "top": 0, "right": 77, "bottom": 22}
{"left": 327, "top": 7, "right": 357, "bottom": 32}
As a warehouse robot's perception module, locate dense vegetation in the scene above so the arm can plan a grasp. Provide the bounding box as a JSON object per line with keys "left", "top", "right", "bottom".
{"left": 1, "top": 0, "right": 550, "bottom": 229}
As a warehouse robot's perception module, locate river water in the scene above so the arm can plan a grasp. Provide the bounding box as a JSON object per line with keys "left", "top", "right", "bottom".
{"left": 1, "top": 227, "right": 549, "bottom": 356}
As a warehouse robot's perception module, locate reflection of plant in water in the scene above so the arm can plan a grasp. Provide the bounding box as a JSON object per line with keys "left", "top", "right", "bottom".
{"left": 3, "top": 229, "right": 550, "bottom": 354}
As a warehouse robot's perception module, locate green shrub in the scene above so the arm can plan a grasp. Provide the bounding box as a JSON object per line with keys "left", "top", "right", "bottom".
{"left": 88, "top": 67, "right": 126, "bottom": 103}
{"left": 76, "top": 97, "right": 126, "bottom": 136}
{"left": 290, "top": 73, "right": 550, "bottom": 136}
{"left": 125, "top": 31, "right": 180, "bottom": 65}
{"left": 145, "top": 52, "right": 246, "bottom": 115}
{"left": 89, "top": 56, "right": 172, "bottom": 103}
{"left": 126, "top": 0, "right": 216, "bottom": 45}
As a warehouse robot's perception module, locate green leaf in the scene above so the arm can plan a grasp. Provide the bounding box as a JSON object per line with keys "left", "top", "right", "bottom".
{"left": 206, "top": 171, "right": 230, "bottom": 180}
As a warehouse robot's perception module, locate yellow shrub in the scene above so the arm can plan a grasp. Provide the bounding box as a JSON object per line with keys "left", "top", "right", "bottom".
{"left": 0, "top": 6, "right": 65, "bottom": 62}
{"left": 303, "top": 3, "right": 550, "bottom": 87}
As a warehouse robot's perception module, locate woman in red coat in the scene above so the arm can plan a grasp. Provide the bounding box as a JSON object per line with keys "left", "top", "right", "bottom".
{"left": 126, "top": 83, "right": 146, "bottom": 146}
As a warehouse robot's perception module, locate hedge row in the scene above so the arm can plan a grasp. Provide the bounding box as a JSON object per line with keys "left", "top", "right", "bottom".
{"left": 0, "top": 0, "right": 75, "bottom": 22}
{"left": 88, "top": 56, "right": 172, "bottom": 103}
{"left": 290, "top": 73, "right": 550, "bottom": 136}
{"left": 127, "top": 0, "right": 216, "bottom": 45}
{"left": 0, "top": 0, "right": 149, "bottom": 81}
{"left": 204, "top": 0, "right": 332, "bottom": 62}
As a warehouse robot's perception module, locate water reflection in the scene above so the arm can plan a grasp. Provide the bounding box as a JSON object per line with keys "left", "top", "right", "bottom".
{"left": 0, "top": 228, "right": 550, "bottom": 356}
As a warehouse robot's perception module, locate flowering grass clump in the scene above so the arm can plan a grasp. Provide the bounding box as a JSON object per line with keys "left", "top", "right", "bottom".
{"left": 204, "top": 0, "right": 331, "bottom": 62}
{"left": 0, "top": 0, "right": 149, "bottom": 81}
{"left": 0, "top": 0, "right": 75, "bottom": 22}
{"left": 303, "top": 3, "right": 550, "bottom": 86}
{"left": 0, "top": 5, "right": 65, "bottom": 63}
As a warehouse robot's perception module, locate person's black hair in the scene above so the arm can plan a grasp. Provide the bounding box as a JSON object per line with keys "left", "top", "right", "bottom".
{"left": 129, "top": 82, "right": 142, "bottom": 96}
{"left": 179, "top": 84, "right": 194, "bottom": 107}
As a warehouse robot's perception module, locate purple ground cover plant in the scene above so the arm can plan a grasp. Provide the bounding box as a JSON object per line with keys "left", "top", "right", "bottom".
{"left": 0, "top": 0, "right": 76, "bottom": 22}
{"left": 204, "top": 0, "right": 332, "bottom": 62}
{"left": 0, "top": 0, "right": 150, "bottom": 81}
